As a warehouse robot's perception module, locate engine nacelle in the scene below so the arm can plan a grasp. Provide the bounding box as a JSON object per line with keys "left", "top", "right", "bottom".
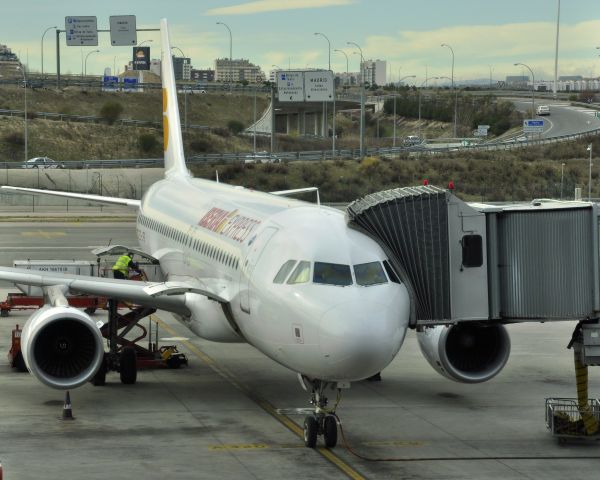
{"left": 21, "top": 306, "right": 104, "bottom": 389}
{"left": 417, "top": 323, "right": 510, "bottom": 383}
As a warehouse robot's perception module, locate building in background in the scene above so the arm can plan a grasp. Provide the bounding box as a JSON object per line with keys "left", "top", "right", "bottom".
{"left": 361, "top": 59, "right": 386, "bottom": 86}
{"left": 191, "top": 69, "right": 215, "bottom": 83}
{"left": 505, "top": 75, "right": 529, "bottom": 88}
{"left": 149, "top": 59, "right": 161, "bottom": 77}
{"left": 335, "top": 72, "right": 359, "bottom": 86}
{"left": 173, "top": 57, "right": 192, "bottom": 81}
{"left": 215, "top": 58, "right": 264, "bottom": 83}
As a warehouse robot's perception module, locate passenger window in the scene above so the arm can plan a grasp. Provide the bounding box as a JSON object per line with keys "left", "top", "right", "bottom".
{"left": 313, "top": 262, "right": 353, "bottom": 286}
{"left": 287, "top": 261, "right": 311, "bottom": 284}
{"left": 273, "top": 260, "right": 297, "bottom": 284}
{"left": 354, "top": 262, "right": 388, "bottom": 286}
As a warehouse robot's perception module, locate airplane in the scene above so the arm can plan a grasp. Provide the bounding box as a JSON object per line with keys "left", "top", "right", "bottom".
{"left": 0, "top": 19, "right": 411, "bottom": 449}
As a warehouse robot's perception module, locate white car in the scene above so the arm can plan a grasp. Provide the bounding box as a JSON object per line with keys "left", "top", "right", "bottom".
{"left": 21, "top": 157, "right": 64, "bottom": 169}
{"left": 536, "top": 105, "right": 550, "bottom": 116}
{"left": 403, "top": 135, "right": 423, "bottom": 146}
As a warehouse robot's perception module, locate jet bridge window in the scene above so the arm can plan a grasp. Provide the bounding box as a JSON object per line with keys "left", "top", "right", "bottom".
{"left": 287, "top": 261, "right": 311, "bottom": 284}
{"left": 354, "top": 262, "right": 388, "bottom": 286}
{"left": 313, "top": 262, "right": 353, "bottom": 286}
{"left": 461, "top": 234, "right": 483, "bottom": 268}
{"left": 273, "top": 260, "right": 297, "bottom": 284}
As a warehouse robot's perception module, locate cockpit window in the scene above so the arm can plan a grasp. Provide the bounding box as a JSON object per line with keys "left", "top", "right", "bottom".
{"left": 273, "top": 260, "right": 297, "bottom": 284}
{"left": 354, "top": 262, "right": 388, "bottom": 286}
{"left": 287, "top": 261, "right": 311, "bottom": 284}
{"left": 313, "top": 262, "right": 353, "bottom": 286}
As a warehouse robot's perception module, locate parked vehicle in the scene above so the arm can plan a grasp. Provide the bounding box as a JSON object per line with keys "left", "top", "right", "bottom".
{"left": 536, "top": 105, "right": 550, "bottom": 116}
{"left": 403, "top": 135, "right": 423, "bottom": 146}
{"left": 21, "top": 157, "right": 64, "bottom": 169}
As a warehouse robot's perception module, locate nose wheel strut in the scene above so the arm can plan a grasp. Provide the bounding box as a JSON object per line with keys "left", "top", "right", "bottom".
{"left": 302, "top": 380, "right": 341, "bottom": 448}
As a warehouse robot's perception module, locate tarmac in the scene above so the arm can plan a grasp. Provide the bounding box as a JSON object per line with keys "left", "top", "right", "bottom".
{"left": 0, "top": 211, "right": 599, "bottom": 479}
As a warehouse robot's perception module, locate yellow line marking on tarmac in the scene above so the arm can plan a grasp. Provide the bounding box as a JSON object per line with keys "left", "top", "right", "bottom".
{"left": 362, "top": 440, "right": 425, "bottom": 448}
{"left": 152, "top": 315, "right": 367, "bottom": 480}
{"left": 209, "top": 443, "right": 269, "bottom": 451}
{"left": 21, "top": 230, "right": 67, "bottom": 239}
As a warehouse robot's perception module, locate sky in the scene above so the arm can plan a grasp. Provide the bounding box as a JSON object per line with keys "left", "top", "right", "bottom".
{"left": 1, "top": 0, "right": 599, "bottom": 83}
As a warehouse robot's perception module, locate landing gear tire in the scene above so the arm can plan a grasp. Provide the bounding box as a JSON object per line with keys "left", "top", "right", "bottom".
{"left": 91, "top": 355, "right": 107, "bottom": 386}
{"left": 119, "top": 347, "right": 137, "bottom": 385}
{"left": 84, "top": 307, "right": 96, "bottom": 315}
{"left": 304, "top": 415, "right": 318, "bottom": 448}
{"left": 323, "top": 415, "right": 338, "bottom": 448}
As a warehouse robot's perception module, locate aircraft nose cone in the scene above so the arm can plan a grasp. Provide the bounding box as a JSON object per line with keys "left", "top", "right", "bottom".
{"left": 319, "top": 300, "right": 406, "bottom": 381}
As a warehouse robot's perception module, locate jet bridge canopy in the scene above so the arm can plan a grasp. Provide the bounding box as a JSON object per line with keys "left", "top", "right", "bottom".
{"left": 347, "top": 186, "right": 600, "bottom": 327}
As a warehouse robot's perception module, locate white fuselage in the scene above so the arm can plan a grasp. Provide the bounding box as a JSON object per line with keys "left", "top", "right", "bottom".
{"left": 136, "top": 175, "right": 410, "bottom": 381}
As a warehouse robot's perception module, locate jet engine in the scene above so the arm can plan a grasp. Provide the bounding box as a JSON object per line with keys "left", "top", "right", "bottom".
{"left": 21, "top": 306, "right": 104, "bottom": 389}
{"left": 417, "top": 323, "right": 510, "bottom": 383}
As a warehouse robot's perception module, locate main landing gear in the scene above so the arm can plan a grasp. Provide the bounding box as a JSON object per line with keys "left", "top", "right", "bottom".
{"left": 301, "top": 379, "right": 342, "bottom": 448}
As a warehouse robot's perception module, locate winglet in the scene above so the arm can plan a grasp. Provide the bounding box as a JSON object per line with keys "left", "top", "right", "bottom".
{"left": 160, "top": 18, "right": 190, "bottom": 178}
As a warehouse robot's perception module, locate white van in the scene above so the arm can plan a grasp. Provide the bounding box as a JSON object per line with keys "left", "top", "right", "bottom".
{"left": 536, "top": 105, "right": 550, "bottom": 116}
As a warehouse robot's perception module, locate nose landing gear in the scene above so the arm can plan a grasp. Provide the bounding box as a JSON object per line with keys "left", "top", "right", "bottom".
{"left": 302, "top": 380, "right": 341, "bottom": 448}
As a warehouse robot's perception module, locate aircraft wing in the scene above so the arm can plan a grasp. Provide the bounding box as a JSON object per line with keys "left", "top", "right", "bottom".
{"left": 0, "top": 267, "right": 229, "bottom": 314}
{"left": 1, "top": 186, "right": 141, "bottom": 208}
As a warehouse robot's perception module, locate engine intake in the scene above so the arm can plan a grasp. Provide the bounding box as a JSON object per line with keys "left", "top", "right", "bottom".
{"left": 417, "top": 323, "right": 510, "bottom": 383}
{"left": 21, "top": 306, "right": 104, "bottom": 389}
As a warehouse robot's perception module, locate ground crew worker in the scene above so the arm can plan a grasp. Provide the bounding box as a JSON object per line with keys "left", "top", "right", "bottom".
{"left": 112, "top": 252, "right": 139, "bottom": 279}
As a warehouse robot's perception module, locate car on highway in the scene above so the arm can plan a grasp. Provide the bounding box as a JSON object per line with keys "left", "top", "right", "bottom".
{"left": 536, "top": 105, "right": 550, "bottom": 116}
{"left": 21, "top": 157, "right": 64, "bottom": 169}
{"left": 403, "top": 135, "right": 423, "bottom": 146}
{"left": 244, "top": 152, "right": 282, "bottom": 164}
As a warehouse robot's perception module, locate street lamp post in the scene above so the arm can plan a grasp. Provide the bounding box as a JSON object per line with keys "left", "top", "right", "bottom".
{"left": 588, "top": 144, "right": 593, "bottom": 201}
{"left": 554, "top": 0, "right": 561, "bottom": 99}
{"left": 314, "top": 33, "right": 331, "bottom": 140}
{"left": 216, "top": 22, "right": 233, "bottom": 84}
{"left": 41, "top": 26, "right": 57, "bottom": 77}
{"left": 393, "top": 75, "right": 415, "bottom": 148}
{"left": 347, "top": 41, "right": 365, "bottom": 157}
{"left": 489, "top": 65, "right": 493, "bottom": 90}
{"left": 514, "top": 62, "right": 535, "bottom": 119}
{"left": 334, "top": 49, "right": 349, "bottom": 84}
{"left": 314, "top": 32, "right": 331, "bottom": 70}
{"left": 441, "top": 43, "right": 457, "bottom": 138}
{"left": 17, "top": 64, "right": 28, "bottom": 162}
{"left": 84, "top": 49, "right": 99, "bottom": 76}
{"left": 560, "top": 162, "right": 565, "bottom": 200}
{"left": 419, "top": 77, "right": 439, "bottom": 139}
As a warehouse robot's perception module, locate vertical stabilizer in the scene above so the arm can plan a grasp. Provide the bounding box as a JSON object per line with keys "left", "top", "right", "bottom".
{"left": 160, "top": 19, "right": 190, "bottom": 178}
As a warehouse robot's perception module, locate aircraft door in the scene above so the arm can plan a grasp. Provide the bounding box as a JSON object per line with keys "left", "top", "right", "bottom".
{"left": 240, "top": 227, "right": 278, "bottom": 313}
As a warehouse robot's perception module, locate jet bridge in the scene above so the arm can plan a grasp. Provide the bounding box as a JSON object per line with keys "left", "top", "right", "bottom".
{"left": 347, "top": 186, "right": 600, "bottom": 328}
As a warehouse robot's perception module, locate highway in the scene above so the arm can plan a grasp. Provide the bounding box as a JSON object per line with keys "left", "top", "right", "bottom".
{"left": 0, "top": 220, "right": 599, "bottom": 479}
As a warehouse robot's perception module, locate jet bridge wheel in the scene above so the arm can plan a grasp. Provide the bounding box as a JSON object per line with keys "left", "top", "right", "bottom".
{"left": 119, "top": 347, "right": 137, "bottom": 384}
{"left": 303, "top": 415, "right": 318, "bottom": 448}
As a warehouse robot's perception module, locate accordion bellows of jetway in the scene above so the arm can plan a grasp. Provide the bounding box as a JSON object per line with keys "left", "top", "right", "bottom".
{"left": 347, "top": 186, "right": 599, "bottom": 327}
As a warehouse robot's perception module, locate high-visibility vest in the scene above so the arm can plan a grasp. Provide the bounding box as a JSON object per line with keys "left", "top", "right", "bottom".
{"left": 112, "top": 255, "right": 132, "bottom": 276}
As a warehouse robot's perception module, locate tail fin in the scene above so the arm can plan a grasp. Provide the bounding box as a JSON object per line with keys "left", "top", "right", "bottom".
{"left": 160, "top": 18, "right": 190, "bottom": 178}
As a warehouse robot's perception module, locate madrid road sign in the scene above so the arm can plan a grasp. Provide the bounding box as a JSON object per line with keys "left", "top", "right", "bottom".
{"left": 523, "top": 119, "right": 544, "bottom": 133}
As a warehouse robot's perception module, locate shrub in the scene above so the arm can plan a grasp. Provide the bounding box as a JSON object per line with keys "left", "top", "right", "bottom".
{"left": 227, "top": 119, "right": 245, "bottom": 134}
{"left": 138, "top": 133, "right": 158, "bottom": 152}
{"left": 4, "top": 131, "right": 24, "bottom": 145}
{"left": 99, "top": 101, "right": 124, "bottom": 125}
{"left": 190, "top": 138, "right": 211, "bottom": 152}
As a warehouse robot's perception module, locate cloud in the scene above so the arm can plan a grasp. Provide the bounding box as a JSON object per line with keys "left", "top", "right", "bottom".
{"left": 206, "top": 0, "right": 355, "bottom": 16}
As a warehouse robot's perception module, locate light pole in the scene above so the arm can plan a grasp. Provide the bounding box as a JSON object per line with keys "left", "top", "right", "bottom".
{"left": 419, "top": 77, "right": 439, "bottom": 139}
{"left": 137, "top": 39, "right": 153, "bottom": 47}
{"left": 588, "top": 144, "right": 593, "bottom": 201}
{"left": 41, "top": 26, "right": 56, "bottom": 77}
{"left": 560, "top": 162, "right": 565, "bottom": 200}
{"left": 514, "top": 62, "right": 535, "bottom": 118}
{"left": 393, "top": 75, "right": 415, "bottom": 148}
{"left": 216, "top": 22, "right": 233, "bottom": 83}
{"left": 554, "top": 0, "right": 561, "bottom": 99}
{"left": 334, "top": 49, "right": 349, "bottom": 84}
{"left": 314, "top": 32, "right": 331, "bottom": 70}
{"left": 84, "top": 49, "right": 99, "bottom": 76}
{"left": 347, "top": 41, "right": 365, "bottom": 156}
{"left": 17, "top": 64, "right": 28, "bottom": 161}
{"left": 489, "top": 65, "right": 493, "bottom": 90}
{"left": 441, "top": 43, "right": 457, "bottom": 138}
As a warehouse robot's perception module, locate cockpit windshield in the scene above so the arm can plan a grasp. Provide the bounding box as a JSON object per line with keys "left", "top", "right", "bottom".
{"left": 313, "top": 262, "right": 353, "bottom": 286}
{"left": 273, "top": 260, "right": 297, "bottom": 283}
{"left": 287, "top": 261, "right": 311, "bottom": 284}
{"left": 354, "top": 261, "right": 388, "bottom": 286}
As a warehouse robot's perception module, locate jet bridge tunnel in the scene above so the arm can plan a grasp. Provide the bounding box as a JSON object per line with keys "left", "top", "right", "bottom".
{"left": 347, "top": 186, "right": 600, "bottom": 329}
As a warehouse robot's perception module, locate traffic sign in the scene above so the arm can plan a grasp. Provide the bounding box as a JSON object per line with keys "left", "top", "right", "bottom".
{"left": 304, "top": 70, "right": 334, "bottom": 101}
{"left": 110, "top": 15, "right": 137, "bottom": 46}
{"left": 65, "top": 16, "right": 98, "bottom": 46}
{"left": 277, "top": 71, "right": 304, "bottom": 102}
{"left": 523, "top": 119, "right": 544, "bottom": 133}
{"left": 475, "top": 124, "right": 490, "bottom": 137}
